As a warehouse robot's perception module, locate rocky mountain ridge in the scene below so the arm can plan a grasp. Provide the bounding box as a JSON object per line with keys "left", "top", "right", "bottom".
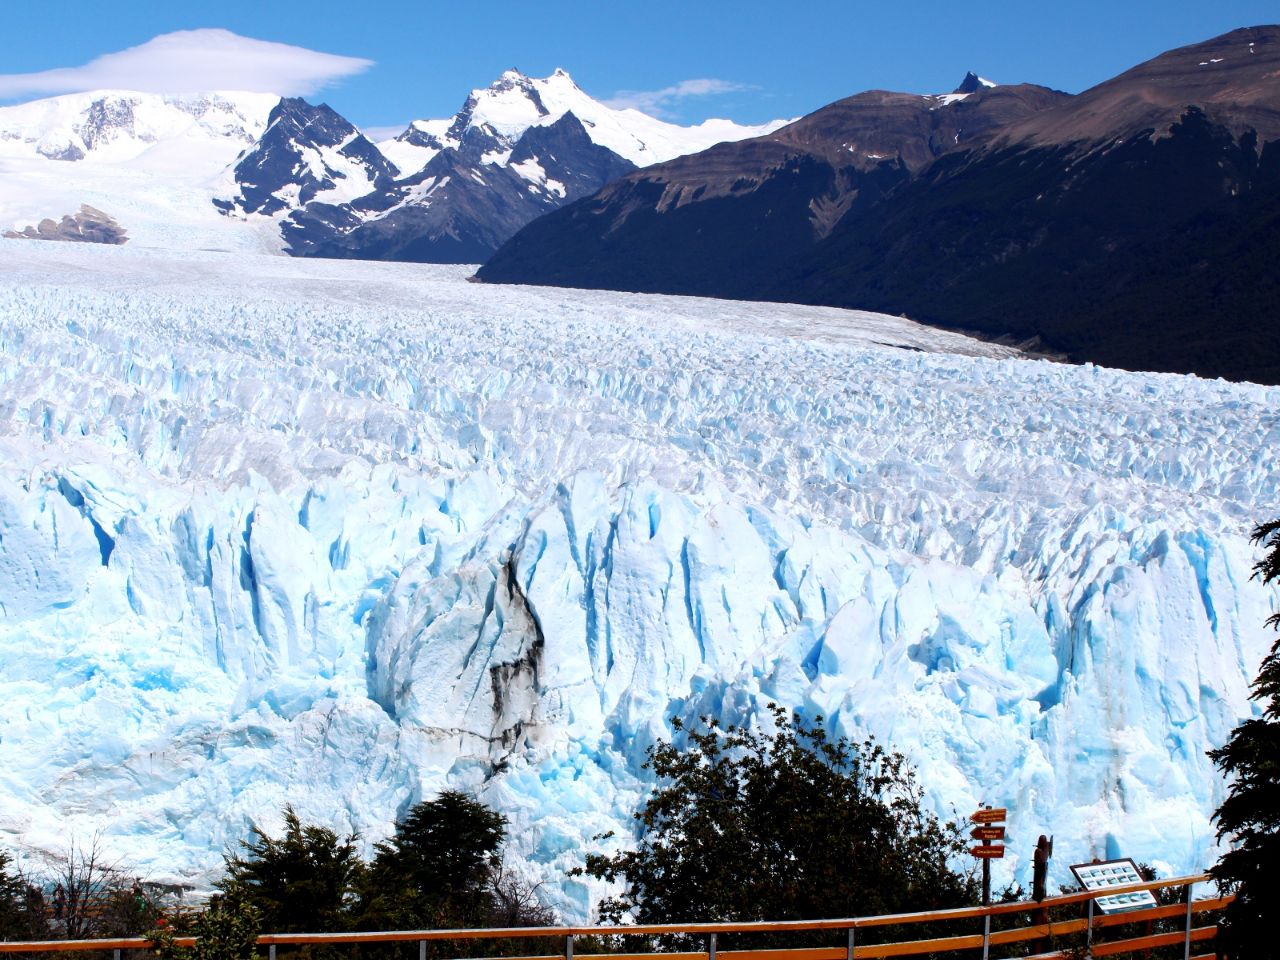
{"left": 284, "top": 111, "right": 637, "bottom": 263}
{"left": 245, "top": 68, "right": 785, "bottom": 262}
{"left": 477, "top": 26, "right": 1280, "bottom": 384}
{"left": 0, "top": 70, "right": 782, "bottom": 260}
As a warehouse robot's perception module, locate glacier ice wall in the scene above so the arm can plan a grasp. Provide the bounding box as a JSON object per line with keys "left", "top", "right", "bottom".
{"left": 0, "top": 242, "right": 1275, "bottom": 919}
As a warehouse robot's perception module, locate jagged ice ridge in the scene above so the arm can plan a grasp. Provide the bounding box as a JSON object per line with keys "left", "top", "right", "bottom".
{"left": 0, "top": 242, "right": 1274, "bottom": 919}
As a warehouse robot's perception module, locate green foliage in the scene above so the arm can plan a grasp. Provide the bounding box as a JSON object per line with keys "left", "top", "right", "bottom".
{"left": 581, "top": 704, "right": 978, "bottom": 932}
{"left": 217, "top": 807, "right": 363, "bottom": 933}
{"left": 0, "top": 849, "right": 27, "bottom": 939}
{"left": 1209, "top": 519, "right": 1280, "bottom": 959}
{"left": 360, "top": 791, "right": 509, "bottom": 931}
{"left": 97, "top": 880, "right": 167, "bottom": 937}
{"left": 209, "top": 795, "right": 550, "bottom": 956}
{"left": 150, "top": 896, "right": 261, "bottom": 960}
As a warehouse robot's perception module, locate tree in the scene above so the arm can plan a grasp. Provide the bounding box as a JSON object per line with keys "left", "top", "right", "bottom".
{"left": 39, "top": 834, "right": 165, "bottom": 939}
{"left": 217, "top": 807, "right": 363, "bottom": 933}
{"left": 0, "top": 836, "right": 172, "bottom": 941}
{"left": 0, "top": 849, "right": 27, "bottom": 939}
{"left": 581, "top": 705, "right": 978, "bottom": 932}
{"left": 150, "top": 896, "right": 261, "bottom": 960}
{"left": 1209, "top": 519, "right": 1280, "bottom": 959}
{"left": 361, "top": 791, "right": 509, "bottom": 930}
{"left": 487, "top": 859, "right": 556, "bottom": 929}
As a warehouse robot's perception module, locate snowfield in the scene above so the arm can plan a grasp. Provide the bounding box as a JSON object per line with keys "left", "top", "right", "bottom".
{"left": 0, "top": 91, "right": 282, "bottom": 253}
{"left": 0, "top": 241, "right": 1274, "bottom": 918}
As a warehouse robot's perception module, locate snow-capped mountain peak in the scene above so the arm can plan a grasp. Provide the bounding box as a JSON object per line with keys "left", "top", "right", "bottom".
{"left": 2, "top": 69, "right": 788, "bottom": 261}
{"left": 382, "top": 68, "right": 791, "bottom": 174}
{"left": 0, "top": 90, "right": 277, "bottom": 164}
{"left": 0, "top": 89, "right": 285, "bottom": 254}
{"left": 216, "top": 97, "right": 398, "bottom": 217}
{"left": 954, "top": 72, "right": 999, "bottom": 94}
{"left": 449, "top": 68, "right": 554, "bottom": 146}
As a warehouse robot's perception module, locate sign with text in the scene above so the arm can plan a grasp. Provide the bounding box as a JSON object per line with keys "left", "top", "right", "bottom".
{"left": 970, "top": 807, "right": 1007, "bottom": 824}
{"left": 1069, "top": 858, "right": 1158, "bottom": 914}
{"left": 971, "top": 826, "right": 1006, "bottom": 841}
{"left": 970, "top": 845, "right": 1005, "bottom": 859}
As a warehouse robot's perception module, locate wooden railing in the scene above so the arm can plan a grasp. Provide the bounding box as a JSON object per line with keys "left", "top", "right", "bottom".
{"left": 0, "top": 873, "right": 1229, "bottom": 960}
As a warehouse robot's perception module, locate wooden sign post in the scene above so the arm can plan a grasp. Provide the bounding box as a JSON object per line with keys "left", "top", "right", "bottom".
{"left": 969, "top": 806, "right": 1007, "bottom": 960}
{"left": 969, "top": 806, "right": 1007, "bottom": 879}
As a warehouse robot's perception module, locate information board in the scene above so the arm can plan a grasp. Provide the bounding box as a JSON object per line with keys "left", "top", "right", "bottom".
{"left": 1069, "top": 858, "right": 1159, "bottom": 914}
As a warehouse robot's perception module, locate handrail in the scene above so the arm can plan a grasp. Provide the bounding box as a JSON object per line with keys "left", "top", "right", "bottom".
{"left": 0, "top": 873, "right": 1228, "bottom": 959}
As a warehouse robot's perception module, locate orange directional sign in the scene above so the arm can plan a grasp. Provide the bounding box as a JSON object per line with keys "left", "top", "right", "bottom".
{"left": 971, "top": 826, "right": 1006, "bottom": 841}
{"left": 971, "top": 844, "right": 1005, "bottom": 859}
{"left": 970, "top": 807, "right": 1008, "bottom": 824}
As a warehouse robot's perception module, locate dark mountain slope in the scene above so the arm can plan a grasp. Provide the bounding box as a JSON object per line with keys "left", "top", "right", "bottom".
{"left": 477, "top": 83, "right": 1066, "bottom": 294}
{"left": 787, "top": 108, "right": 1280, "bottom": 381}
{"left": 479, "top": 26, "right": 1280, "bottom": 383}
{"left": 992, "top": 25, "right": 1280, "bottom": 148}
{"left": 768, "top": 26, "right": 1280, "bottom": 381}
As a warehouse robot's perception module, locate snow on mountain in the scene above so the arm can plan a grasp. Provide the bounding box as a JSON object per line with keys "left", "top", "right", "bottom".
{"left": 274, "top": 68, "right": 787, "bottom": 262}
{"left": 381, "top": 68, "right": 791, "bottom": 175}
{"left": 215, "top": 97, "right": 399, "bottom": 217}
{"left": 954, "top": 72, "right": 999, "bottom": 94}
{"left": 0, "top": 90, "right": 274, "bottom": 163}
{"left": 0, "top": 71, "right": 784, "bottom": 261}
{"left": 283, "top": 112, "right": 636, "bottom": 263}
{"left": 0, "top": 90, "right": 281, "bottom": 251}
{"left": 379, "top": 117, "right": 451, "bottom": 174}
{"left": 0, "top": 242, "right": 1274, "bottom": 921}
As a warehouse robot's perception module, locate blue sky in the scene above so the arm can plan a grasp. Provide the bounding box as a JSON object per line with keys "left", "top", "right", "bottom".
{"left": 0, "top": 1, "right": 1275, "bottom": 132}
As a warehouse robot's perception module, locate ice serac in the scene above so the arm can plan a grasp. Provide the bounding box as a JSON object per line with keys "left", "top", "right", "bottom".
{"left": 0, "top": 244, "right": 1274, "bottom": 921}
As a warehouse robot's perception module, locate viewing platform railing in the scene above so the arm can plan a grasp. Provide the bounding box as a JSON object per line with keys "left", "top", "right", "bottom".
{"left": 0, "top": 873, "right": 1229, "bottom": 960}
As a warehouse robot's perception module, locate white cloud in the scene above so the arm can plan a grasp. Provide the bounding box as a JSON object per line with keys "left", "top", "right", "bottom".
{"left": 604, "top": 78, "right": 754, "bottom": 118}
{"left": 0, "top": 29, "right": 373, "bottom": 100}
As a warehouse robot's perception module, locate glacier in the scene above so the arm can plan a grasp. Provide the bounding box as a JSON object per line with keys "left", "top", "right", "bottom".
{"left": 0, "top": 241, "right": 1275, "bottom": 920}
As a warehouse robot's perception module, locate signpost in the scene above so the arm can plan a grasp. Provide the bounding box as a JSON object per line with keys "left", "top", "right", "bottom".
{"left": 969, "top": 806, "right": 1006, "bottom": 960}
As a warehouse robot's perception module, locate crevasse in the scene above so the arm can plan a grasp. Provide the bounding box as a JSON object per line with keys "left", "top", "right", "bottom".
{"left": 0, "top": 243, "right": 1274, "bottom": 920}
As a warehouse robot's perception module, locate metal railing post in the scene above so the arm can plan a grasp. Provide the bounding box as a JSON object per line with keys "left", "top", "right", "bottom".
{"left": 419, "top": 939, "right": 426, "bottom": 960}
{"left": 846, "top": 925, "right": 855, "bottom": 960}
{"left": 1086, "top": 897, "right": 1095, "bottom": 958}
{"left": 114, "top": 950, "right": 121, "bottom": 960}
{"left": 269, "top": 944, "right": 276, "bottom": 960}
{"left": 1184, "top": 879, "right": 1195, "bottom": 960}
{"left": 708, "top": 931, "right": 717, "bottom": 960}
{"left": 566, "top": 934, "right": 573, "bottom": 960}
{"left": 981, "top": 911, "right": 991, "bottom": 960}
